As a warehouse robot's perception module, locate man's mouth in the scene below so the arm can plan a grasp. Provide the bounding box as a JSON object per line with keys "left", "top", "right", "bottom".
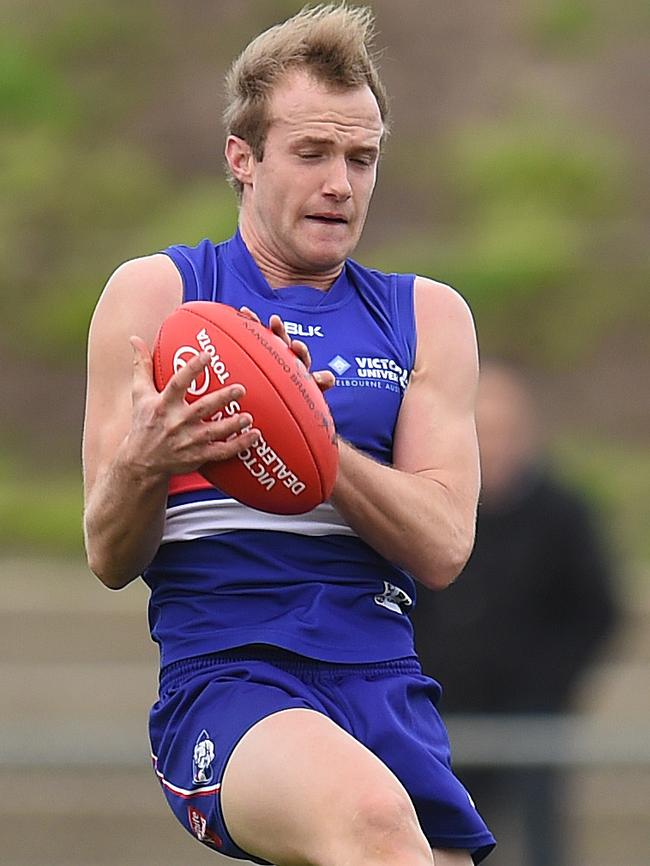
{"left": 305, "top": 214, "right": 348, "bottom": 225}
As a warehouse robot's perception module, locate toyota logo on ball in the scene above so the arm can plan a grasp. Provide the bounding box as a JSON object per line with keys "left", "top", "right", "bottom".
{"left": 172, "top": 345, "right": 210, "bottom": 396}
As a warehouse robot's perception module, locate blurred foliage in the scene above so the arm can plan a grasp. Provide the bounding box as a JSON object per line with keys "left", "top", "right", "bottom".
{"left": 526, "top": 0, "right": 650, "bottom": 50}
{"left": 526, "top": 0, "right": 600, "bottom": 52}
{"left": 369, "top": 116, "right": 639, "bottom": 365}
{"left": 0, "top": 0, "right": 237, "bottom": 364}
{"left": 0, "top": 36, "right": 79, "bottom": 129}
{"left": 18, "top": 180, "right": 237, "bottom": 361}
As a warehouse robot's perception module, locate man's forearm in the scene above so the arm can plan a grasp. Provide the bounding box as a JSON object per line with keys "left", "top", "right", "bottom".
{"left": 331, "top": 440, "right": 476, "bottom": 590}
{"left": 84, "top": 441, "right": 170, "bottom": 589}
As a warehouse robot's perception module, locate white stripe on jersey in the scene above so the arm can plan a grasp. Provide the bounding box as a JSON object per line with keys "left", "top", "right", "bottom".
{"left": 162, "top": 499, "right": 358, "bottom": 544}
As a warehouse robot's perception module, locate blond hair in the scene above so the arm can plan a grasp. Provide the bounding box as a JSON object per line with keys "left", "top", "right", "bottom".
{"left": 223, "top": 3, "right": 390, "bottom": 193}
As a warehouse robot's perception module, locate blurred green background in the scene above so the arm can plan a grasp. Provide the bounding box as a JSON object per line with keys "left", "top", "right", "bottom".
{"left": 2, "top": 0, "right": 647, "bottom": 580}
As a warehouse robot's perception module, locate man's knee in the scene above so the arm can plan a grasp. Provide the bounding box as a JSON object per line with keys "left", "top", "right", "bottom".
{"left": 342, "top": 788, "right": 433, "bottom": 864}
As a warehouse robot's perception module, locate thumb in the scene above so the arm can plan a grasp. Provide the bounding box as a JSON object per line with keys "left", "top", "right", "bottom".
{"left": 313, "top": 369, "right": 336, "bottom": 392}
{"left": 129, "top": 336, "right": 155, "bottom": 391}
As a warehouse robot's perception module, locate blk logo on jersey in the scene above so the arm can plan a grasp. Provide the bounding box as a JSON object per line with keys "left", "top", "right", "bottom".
{"left": 192, "top": 729, "right": 216, "bottom": 784}
{"left": 374, "top": 581, "right": 413, "bottom": 614}
{"left": 284, "top": 320, "right": 324, "bottom": 338}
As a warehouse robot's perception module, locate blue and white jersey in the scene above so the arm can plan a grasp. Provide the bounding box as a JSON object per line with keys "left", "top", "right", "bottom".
{"left": 143, "top": 230, "right": 419, "bottom": 667}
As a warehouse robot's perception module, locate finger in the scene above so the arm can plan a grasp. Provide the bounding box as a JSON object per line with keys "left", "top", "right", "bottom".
{"left": 239, "top": 305, "right": 261, "bottom": 323}
{"left": 204, "top": 427, "right": 261, "bottom": 462}
{"left": 290, "top": 338, "right": 311, "bottom": 371}
{"left": 161, "top": 350, "right": 211, "bottom": 404}
{"left": 130, "top": 335, "right": 153, "bottom": 372}
{"left": 312, "top": 369, "right": 336, "bottom": 392}
{"left": 268, "top": 314, "right": 291, "bottom": 347}
{"left": 203, "top": 411, "right": 253, "bottom": 443}
{"left": 189, "top": 384, "right": 246, "bottom": 421}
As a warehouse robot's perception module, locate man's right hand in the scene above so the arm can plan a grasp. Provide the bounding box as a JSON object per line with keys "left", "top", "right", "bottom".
{"left": 125, "top": 335, "right": 260, "bottom": 481}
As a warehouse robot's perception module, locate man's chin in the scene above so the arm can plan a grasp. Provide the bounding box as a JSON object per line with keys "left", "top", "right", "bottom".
{"left": 300, "top": 236, "right": 357, "bottom": 271}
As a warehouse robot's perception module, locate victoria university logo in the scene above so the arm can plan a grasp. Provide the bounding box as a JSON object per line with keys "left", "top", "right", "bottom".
{"left": 328, "top": 354, "right": 409, "bottom": 391}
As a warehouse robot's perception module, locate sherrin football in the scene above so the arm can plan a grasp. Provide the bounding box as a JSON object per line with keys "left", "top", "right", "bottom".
{"left": 153, "top": 301, "right": 339, "bottom": 514}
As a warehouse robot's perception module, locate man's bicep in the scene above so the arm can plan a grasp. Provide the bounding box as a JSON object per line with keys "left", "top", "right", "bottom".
{"left": 393, "top": 277, "right": 480, "bottom": 494}
{"left": 393, "top": 376, "right": 480, "bottom": 497}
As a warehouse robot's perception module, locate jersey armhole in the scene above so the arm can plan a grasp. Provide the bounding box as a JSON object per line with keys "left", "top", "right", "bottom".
{"left": 162, "top": 247, "right": 200, "bottom": 303}
{"left": 162, "top": 239, "right": 220, "bottom": 303}
{"left": 392, "top": 273, "right": 417, "bottom": 373}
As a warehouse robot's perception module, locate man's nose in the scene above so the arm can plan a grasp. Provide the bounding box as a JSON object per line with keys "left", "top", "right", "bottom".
{"left": 323, "top": 157, "right": 352, "bottom": 200}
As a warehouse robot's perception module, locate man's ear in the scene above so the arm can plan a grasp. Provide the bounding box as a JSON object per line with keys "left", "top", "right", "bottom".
{"left": 225, "top": 135, "right": 255, "bottom": 187}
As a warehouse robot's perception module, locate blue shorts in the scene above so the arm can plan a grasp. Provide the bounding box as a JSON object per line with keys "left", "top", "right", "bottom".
{"left": 149, "top": 648, "right": 495, "bottom": 863}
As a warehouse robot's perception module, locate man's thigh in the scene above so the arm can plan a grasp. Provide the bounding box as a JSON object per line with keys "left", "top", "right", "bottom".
{"left": 221, "top": 707, "right": 433, "bottom": 866}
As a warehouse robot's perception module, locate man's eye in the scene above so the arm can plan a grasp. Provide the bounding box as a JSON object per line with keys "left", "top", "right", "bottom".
{"left": 350, "top": 155, "right": 375, "bottom": 167}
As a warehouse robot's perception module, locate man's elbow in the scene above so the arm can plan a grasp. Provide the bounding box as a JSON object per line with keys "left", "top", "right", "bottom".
{"left": 414, "top": 529, "right": 474, "bottom": 591}
{"left": 85, "top": 546, "right": 139, "bottom": 591}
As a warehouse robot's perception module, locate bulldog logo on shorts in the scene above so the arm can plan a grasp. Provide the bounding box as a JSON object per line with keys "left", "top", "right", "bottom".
{"left": 192, "top": 729, "right": 216, "bottom": 784}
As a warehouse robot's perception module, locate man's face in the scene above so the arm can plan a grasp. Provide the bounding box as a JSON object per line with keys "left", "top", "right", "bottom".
{"left": 237, "top": 70, "right": 384, "bottom": 279}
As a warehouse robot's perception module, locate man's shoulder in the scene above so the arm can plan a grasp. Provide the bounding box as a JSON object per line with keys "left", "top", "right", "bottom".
{"left": 413, "top": 275, "right": 473, "bottom": 313}
{"left": 107, "top": 252, "right": 182, "bottom": 294}
{"left": 411, "top": 275, "right": 477, "bottom": 353}
{"left": 97, "top": 253, "right": 183, "bottom": 327}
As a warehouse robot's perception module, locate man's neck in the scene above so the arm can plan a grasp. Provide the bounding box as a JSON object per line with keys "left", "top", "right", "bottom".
{"left": 238, "top": 221, "right": 343, "bottom": 291}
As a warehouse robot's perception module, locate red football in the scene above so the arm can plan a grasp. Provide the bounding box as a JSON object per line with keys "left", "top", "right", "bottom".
{"left": 152, "top": 301, "right": 338, "bottom": 514}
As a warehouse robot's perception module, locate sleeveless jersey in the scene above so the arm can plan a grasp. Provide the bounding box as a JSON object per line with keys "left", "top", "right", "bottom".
{"left": 142, "top": 230, "right": 419, "bottom": 667}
